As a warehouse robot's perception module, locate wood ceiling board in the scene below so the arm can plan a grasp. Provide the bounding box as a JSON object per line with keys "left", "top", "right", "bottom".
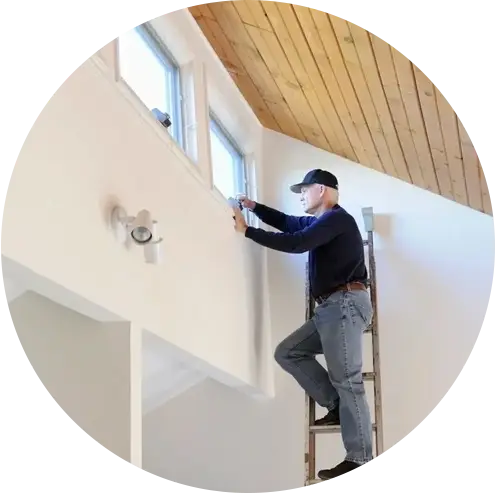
{"left": 188, "top": 2, "right": 489, "bottom": 215}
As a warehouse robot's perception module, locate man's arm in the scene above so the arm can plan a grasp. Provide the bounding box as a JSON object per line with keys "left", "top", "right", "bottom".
{"left": 244, "top": 210, "right": 345, "bottom": 253}
{"left": 251, "top": 202, "right": 314, "bottom": 233}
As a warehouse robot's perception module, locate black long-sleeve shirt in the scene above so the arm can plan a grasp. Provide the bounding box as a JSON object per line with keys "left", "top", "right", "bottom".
{"left": 244, "top": 202, "right": 368, "bottom": 298}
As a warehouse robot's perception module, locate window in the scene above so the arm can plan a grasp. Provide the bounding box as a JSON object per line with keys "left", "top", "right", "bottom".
{"left": 118, "top": 24, "right": 183, "bottom": 146}
{"left": 209, "top": 112, "right": 246, "bottom": 200}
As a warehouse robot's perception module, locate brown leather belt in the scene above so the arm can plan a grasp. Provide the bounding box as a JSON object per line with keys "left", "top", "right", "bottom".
{"left": 315, "top": 282, "right": 367, "bottom": 304}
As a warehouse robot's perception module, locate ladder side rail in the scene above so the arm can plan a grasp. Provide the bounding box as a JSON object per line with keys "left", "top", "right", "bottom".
{"left": 367, "top": 230, "right": 384, "bottom": 455}
{"left": 304, "top": 261, "right": 316, "bottom": 484}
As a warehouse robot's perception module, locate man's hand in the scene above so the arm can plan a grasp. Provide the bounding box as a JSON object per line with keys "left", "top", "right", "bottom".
{"left": 235, "top": 194, "right": 256, "bottom": 210}
{"left": 233, "top": 206, "right": 248, "bottom": 234}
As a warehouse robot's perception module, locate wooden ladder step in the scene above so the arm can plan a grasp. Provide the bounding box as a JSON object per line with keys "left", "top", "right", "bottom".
{"left": 309, "top": 423, "right": 377, "bottom": 434}
{"left": 305, "top": 372, "right": 375, "bottom": 398}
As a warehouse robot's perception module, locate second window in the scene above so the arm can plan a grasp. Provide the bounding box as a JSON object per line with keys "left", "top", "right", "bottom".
{"left": 209, "top": 112, "right": 246, "bottom": 200}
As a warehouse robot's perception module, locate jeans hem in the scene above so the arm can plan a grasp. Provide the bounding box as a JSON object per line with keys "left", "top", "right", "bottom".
{"left": 345, "top": 456, "right": 371, "bottom": 465}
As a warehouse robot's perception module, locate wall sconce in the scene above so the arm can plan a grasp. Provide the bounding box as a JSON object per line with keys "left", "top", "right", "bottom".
{"left": 111, "top": 206, "right": 163, "bottom": 264}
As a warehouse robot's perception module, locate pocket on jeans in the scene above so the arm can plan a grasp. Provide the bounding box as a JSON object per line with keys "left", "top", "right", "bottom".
{"left": 348, "top": 294, "right": 373, "bottom": 326}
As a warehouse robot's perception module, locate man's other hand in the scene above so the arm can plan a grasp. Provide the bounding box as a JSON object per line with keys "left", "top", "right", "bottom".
{"left": 233, "top": 207, "right": 248, "bottom": 234}
{"left": 235, "top": 194, "right": 256, "bottom": 210}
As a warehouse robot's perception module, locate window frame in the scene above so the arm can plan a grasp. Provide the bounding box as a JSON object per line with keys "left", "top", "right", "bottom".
{"left": 208, "top": 110, "right": 247, "bottom": 200}
{"left": 118, "top": 22, "right": 185, "bottom": 148}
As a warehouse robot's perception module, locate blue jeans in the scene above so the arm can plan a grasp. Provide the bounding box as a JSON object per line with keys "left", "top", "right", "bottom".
{"left": 274, "top": 288, "right": 373, "bottom": 465}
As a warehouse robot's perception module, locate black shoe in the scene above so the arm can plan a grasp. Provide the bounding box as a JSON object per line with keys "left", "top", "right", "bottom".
{"left": 314, "top": 408, "right": 340, "bottom": 426}
{"left": 318, "top": 460, "right": 360, "bottom": 480}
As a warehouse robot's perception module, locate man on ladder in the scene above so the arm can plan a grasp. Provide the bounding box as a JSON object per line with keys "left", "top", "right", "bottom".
{"left": 233, "top": 169, "right": 373, "bottom": 479}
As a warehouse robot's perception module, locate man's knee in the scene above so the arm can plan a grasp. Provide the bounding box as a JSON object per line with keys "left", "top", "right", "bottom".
{"left": 274, "top": 341, "right": 291, "bottom": 367}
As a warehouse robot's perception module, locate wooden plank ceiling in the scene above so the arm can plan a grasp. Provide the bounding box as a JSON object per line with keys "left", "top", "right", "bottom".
{"left": 189, "top": 1, "right": 492, "bottom": 215}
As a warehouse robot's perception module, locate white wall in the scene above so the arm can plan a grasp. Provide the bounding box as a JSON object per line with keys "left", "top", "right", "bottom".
{"left": 142, "top": 346, "right": 328, "bottom": 493}
{"left": 2, "top": 9, "right": 273, "bottom": 396}
{"left": 141, "top": 329, "right": 206, "bottom": 414}
{"left": 142, "top": 126, "right": 493, "bottom": 493}
{"left": 9, "top": 291, "right": 141, "bottom": 465}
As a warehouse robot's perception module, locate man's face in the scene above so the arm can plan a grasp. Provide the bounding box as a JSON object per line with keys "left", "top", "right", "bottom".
{"left": 300, "top": 184, "right": 322, "bottom": 214}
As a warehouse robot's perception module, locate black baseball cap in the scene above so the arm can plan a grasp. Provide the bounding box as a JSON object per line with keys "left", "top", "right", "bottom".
{"left": 290, "top": 169, "right": 339, "bottom": 193}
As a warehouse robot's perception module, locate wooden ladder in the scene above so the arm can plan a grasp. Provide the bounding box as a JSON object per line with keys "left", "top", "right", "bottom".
{"left": 304, "top": 207, "right": 384, "bottom": 485}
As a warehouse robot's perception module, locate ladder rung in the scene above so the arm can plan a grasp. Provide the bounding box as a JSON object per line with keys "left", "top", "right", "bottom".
{"left": 310, "top": 423, "right": 377, "bottom": 434}
{"left": 310, "top": 424, "right": 341, "bottom": 433}
{"left": 306, "top": 372, "right": 375, "bottom": 394}
{"left": 306, "top": 372, "right": 374, "bottom": 393}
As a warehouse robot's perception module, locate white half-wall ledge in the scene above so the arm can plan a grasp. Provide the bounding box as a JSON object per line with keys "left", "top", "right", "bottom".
{"left": 2, "top": 254, "right": 274, "bottom": 404}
